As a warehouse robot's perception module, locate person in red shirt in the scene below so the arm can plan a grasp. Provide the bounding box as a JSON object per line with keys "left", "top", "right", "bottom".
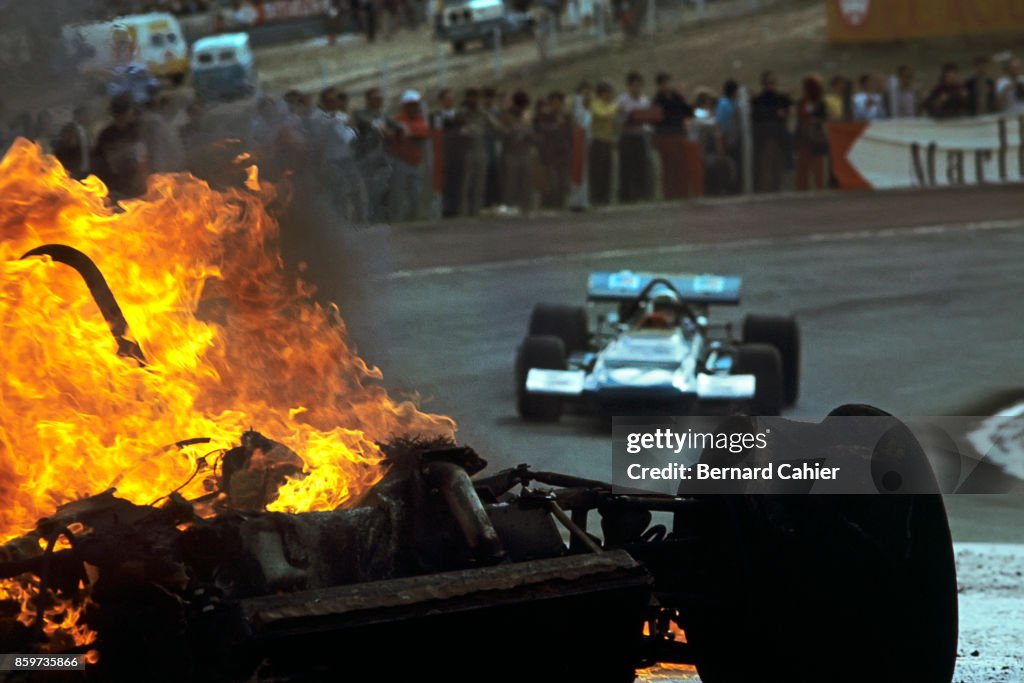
{"left": 922, "top": 63, "right": 970, "bottom": 119}
{"left": 795, "top": 74, "right": 828, "bottom": 191}
{"left": 387, "top": 89, "right": 430, "bottom": 221}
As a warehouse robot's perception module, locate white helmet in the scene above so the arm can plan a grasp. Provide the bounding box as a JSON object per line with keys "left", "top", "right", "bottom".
{"left": 646, "top": 285, "right": 682, "bottom": 315}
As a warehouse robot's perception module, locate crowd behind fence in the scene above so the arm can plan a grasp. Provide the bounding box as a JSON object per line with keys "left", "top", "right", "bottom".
{"left": 1, "top": 53, "right": 1023, "bottom": 223}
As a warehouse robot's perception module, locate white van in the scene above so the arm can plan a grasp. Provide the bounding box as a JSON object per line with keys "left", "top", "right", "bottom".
{"left": 62, "top": 12, "right": 189, "bottom": 85}
{"left": 191, "top": 33, "right": 258, "bottom": 102}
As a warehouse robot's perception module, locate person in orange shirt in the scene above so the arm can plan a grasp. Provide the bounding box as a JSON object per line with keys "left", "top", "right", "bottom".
{"left": 387, "top": 89, "right": 430, "bottom": 222}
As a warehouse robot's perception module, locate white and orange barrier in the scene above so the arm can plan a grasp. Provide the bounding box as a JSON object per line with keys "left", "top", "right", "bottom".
{"left": 828, "top": 114, "right": 1024, "bottom": 189}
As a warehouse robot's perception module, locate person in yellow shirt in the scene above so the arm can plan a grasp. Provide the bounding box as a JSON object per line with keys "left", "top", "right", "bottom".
{"left": 589, "top": 81, "right": 617, "bottom": 205}
{"left": 825, "top": 75, "right": 851, "bottom": 121}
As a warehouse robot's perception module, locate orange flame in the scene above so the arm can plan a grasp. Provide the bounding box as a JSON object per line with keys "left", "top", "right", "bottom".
{"left": 0, "top": 139, "right": 454, "bottom": 643}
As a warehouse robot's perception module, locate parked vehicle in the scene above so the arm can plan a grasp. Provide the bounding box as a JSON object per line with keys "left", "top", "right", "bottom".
{"left": 61, "top": 12, "right": 189, "bottom": 85}
{"left": 434, "top": 0, "right": 533, "bottom": 53}
{"left": 191, "top": 33, "right": 258, "bottom": 102}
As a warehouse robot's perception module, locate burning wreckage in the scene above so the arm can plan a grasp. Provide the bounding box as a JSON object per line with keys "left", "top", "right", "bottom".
{"left": 0, "top": 142, "right": 958, "bottom": 682}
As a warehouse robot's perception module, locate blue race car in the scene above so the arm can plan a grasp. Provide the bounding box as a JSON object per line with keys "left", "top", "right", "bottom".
{"left": 515, "top": 271, "right": 800, "bottom": 420}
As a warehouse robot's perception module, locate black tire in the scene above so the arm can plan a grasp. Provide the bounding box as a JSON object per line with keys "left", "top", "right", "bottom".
{"left": 515, "top": 335, "right": 566, "bottom": 422}
{"left": 685, "top": 406, "right": 958, "bottom": 683}
{"left": 743, "top": 314, "right": 800, "bottom": 405}
{"left": 169, "top": 73, "right": 186, "bottom": 87}
{"left": 528, "top": 304, "right": 589, "bottom": 354}
{"left": 733, "top": 343, "right": 784, "bottom": 416}
{"left": 452, "top": 40, "right": 466, "bottom": 53}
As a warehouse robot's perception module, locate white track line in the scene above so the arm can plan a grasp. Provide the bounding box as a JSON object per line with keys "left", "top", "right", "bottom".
{"left": 382, "top": 218, "right": 1024, "bottom": 281}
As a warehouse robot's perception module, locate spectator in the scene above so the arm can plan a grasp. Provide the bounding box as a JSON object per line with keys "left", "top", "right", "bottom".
{"left": 388, "top": 89, "right": 430, "bottom": 221}
{"left": 964, "top": 56, "right": 997, "bottom": 116}
{"left": 92, "top": 94, "right": 148, "bottom": 198}
{"left": 433, "top": 88, "right": 464, "bottom": 218}
{"left": 480, "top": 87, "right": 501, "bottom": 209}
{"left": 750, "top": 70, "right": 792, "bottom": 193}
{"left": 353, "top": 87, "right": 397, "bottom": 223}
{"left": 691, "top": 88, "right": 733, "bottom": 196}
{"left": 996, "top": 57, "right": 1024, "bottom": 113}
{"left": 714, "top": 79, "right": 741, "bottom": 193}
{"left": 249, "top": 96, "right": 287, "bottom": 179}
{"left": 229, "top": 0, "right": 258, "bottom": 27}
{"left": 794, "top": 74, "right": 828, "bottom": 192}
{"left": 141, "top": 94, "right": 186, "bottom": 173}
{"left": 459, "top": 88, "right": 491, "bottom": 217}
{"left": 319, "top": 89, "right": 366, "bottom": 223}
{"left": 616, "top": 71, "right": 653, "bottom": 203}
{"left": 887, "top": 66, "right": 918, "bottom": 118}
{"left": 652, "top": 72, "right": 694, "bottom": 200}
{"left": 534, "top": 91, "right": 573, "bottom": 210}
{"left": 922, "top": 63, "right": 970, "bottom": 118}
{"left": 589, "top": 81, "right": 616, "bottom": 206}
{"left": 852, "top": 73, "right": 887, "bottom": 120}
{"left": 568, "top": 81, "right": 593, "bottom": 211}
{"left": 54, "top": 105, "right": 93, "bottom": 179}
{"left": 249, "top": 96, "right": 277, "bottom": 162}
{"left": 495, "top": 91, "right": 536, "bottom": 215}
{"left": 824, "top": 75, "right": 851, "bottom": 121}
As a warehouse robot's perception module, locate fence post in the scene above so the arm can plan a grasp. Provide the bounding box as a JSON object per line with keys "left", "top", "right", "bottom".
{"left": 381, "top": 57, "right": 393, "bottom": 103}
{"left": 645, "top": 0, "right": 656, "bottom": 36}
{"left": 435, "top": 41, "right": 448, "bottom": 87}
{"left": 492, "top": 26, "right": 504, "bottom": 79}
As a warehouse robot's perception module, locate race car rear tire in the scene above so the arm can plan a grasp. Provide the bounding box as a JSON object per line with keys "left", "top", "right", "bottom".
{"left": 515, "top": 335, "right": 566, "bottom": 422}
{"left": 681, "top": 406, "right": 958, "bottom": 683}
{"left": 528, "top": 304, "right": 589, "bottom": 354}
{"left": 742, "top": 314, "right": 800, "bottom": 406}
{"left": 733, "top": 344, "right": 784, "bottom": 416}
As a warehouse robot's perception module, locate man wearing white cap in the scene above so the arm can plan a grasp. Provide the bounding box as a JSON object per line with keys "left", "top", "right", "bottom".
{"left": 387, "top": 89, "right": 431, "bottom": 221}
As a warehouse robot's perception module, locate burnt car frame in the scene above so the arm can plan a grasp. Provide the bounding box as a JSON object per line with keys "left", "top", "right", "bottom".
{"left": 0, "top": 412, "right": 958, "bottom": 683}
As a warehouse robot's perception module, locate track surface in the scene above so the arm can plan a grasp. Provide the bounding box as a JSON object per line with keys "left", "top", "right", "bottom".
{"left": 321, "top": 186, "right": 1024, "bottom": 485}
{"left": 307, "top": 185, "right": 1024, "bottom": 681}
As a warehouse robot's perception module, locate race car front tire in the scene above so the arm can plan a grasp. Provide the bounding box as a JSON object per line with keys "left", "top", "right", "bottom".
{"left": 515, "top": 335, "right": 566, "bottom": 422}
{"left": 742, "top": 314, "right": 800, "bottom": 406}
{"left": 528, "top": 304, "right": 589, "bottom": 354}
{"left": 733, "top": 343, "right": 784, "bottom": 416}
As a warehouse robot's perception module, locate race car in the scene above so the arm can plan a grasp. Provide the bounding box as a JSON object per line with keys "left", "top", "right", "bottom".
{"left": 515, "top": 271, "right": 800, "bottom": 420}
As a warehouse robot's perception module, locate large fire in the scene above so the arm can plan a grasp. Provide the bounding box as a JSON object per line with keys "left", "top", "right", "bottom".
{"left": 0, "top": 140, "right": 453, "bottom": 643}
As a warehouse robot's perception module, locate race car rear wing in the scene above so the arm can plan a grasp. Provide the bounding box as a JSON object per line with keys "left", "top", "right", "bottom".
{"left": 587, "top": 271, "right": 742, "bottom": 305}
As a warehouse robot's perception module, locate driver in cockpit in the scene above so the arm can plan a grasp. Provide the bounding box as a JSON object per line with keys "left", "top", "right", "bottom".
{"left": 634, "top": 286, "right": 685, "bottom": 329}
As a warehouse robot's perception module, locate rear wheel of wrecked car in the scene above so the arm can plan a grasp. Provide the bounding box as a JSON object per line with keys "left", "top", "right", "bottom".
{"left": 515, "top": 335, "right": 566, "bottom": 421}
{"left": 733, "top": 343, "right": 784, "bottom": 416}
{"left": 742, "top": 314, "right": 800, "bottom": 405}
{"left": 682, "top": 406, "right": 958, "bottom": 683}
{"left": 529, "top": 303, "right": 589, "bottom": 354}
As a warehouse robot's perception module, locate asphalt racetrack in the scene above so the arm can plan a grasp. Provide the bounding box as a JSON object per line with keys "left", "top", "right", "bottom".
{"left": 307, "top": 185, "right": 1024, "bottom": 681}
